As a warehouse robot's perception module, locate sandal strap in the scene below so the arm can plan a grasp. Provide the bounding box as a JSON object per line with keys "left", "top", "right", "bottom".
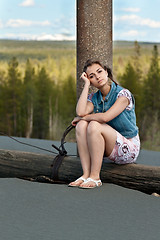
{"left": 75, "top": 177, "right": 86, "bottom": 182}
{"left": 85, "top": 178, "right": 102, "bottom": 186}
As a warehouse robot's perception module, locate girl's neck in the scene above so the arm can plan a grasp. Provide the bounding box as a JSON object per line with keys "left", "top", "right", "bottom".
{"left": 99, "top": 84, "right": 111, "bottom": 99}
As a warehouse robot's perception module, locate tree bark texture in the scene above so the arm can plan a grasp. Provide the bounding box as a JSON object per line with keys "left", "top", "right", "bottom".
{"left": 0, "top": 149, "right": 160, "bottom": 195}
{"left": 77, "top": 0, "right": 112, "bottom": 98}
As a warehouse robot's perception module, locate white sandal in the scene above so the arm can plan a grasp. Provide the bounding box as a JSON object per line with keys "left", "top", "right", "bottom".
{"left": 68, "top": 177, "right": 86, "bottom": 187}
{"left": 79, "top": 177, "right": 102, "bottom": 189}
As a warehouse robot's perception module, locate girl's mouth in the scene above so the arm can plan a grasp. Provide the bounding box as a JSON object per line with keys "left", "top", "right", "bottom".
{"left": 98, "top": 79, "right": 103, "bottom": 84}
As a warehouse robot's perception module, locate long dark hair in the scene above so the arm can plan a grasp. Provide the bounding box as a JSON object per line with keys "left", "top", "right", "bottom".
{"left": 83, "top": 59, "right": 118, "bottom": 85}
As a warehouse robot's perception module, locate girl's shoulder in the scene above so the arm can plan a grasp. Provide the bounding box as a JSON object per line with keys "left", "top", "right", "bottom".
{"left": 87, "top": 91, "right": 99, "bottom": 103}
{"left": 117, "top": 89, "right": 133, "bottom": 110}
{"left": 117, "top": 88, "right": 132, "bottom": 98}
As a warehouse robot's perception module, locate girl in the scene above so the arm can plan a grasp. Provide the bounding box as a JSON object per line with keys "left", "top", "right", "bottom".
{"left": 69, "top": 59, "right": 140, "bottom": 189}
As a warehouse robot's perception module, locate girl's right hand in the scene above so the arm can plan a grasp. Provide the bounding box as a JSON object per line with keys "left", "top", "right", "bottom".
{"left": 71, "top": 116, "right": 82, "bottom": 126}
{"left": 80, "top": 72, "right": 90, "bottom": 86}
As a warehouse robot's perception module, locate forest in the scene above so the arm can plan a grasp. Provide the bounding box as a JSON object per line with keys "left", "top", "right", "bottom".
{"left": 0, "top": 40, "right": 160, "bottom": 151}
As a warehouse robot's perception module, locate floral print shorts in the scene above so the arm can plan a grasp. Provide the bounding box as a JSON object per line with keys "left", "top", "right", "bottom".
{"left": 108, "top": 132, "right": 140, "bottom": 165}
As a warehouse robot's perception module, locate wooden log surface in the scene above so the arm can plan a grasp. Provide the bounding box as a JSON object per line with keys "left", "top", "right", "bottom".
{"left": 0, "top": 149, "right": 160, "bottom": 195}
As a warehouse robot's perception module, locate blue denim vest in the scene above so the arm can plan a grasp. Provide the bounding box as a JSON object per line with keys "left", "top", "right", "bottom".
{"left": 91, "top": 82, "right": 139, "bottom": 138}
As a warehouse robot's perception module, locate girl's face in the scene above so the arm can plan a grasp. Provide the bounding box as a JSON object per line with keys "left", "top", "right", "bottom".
{"left": 86, "top": 64, "right": 108, "bottom": 88}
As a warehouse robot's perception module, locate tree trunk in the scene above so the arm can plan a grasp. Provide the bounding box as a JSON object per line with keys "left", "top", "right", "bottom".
{"left": 26, "top": 102, "right": 33, "bottom": 138}
{"left": 49, "top": 97, "right": 53, "bottom": 139}
{"left": 77, "top": 0, "right": 112, "bottom": 98}
{"left": 0, "top": 149, "right": 160, "bottom": 195}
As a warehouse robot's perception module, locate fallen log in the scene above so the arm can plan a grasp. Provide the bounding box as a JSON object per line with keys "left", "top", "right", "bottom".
{"left": 0, "top": 149, "right": 160, "bottom": 195}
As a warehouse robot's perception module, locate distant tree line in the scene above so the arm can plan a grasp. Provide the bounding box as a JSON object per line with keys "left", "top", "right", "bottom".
{"left": 0, "top": 57, "right": 76, "bottom": 140}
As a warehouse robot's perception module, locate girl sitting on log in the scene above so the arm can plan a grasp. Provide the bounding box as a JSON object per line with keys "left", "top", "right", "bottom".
{"left": 69, "top": 59, "right": 140, "bottom": 189}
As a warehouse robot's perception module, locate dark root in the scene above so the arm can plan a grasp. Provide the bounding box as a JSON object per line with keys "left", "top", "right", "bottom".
{"left": 83, "top": 59, "right": 118, "bottom": 85}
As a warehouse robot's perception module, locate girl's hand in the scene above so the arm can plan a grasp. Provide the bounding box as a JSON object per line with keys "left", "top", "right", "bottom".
{"left": 80, "top": 72, "right": 90, "bottom": 86}
{"left": 71, "top": 116, "right": 82, "bottom": 126}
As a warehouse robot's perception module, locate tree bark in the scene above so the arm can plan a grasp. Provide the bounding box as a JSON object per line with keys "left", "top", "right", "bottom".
{"left": 0, "top": 149, "right": 160, "bottom": 195}
{"left": 77, "top": 0, "right": 112, "bottom": 98}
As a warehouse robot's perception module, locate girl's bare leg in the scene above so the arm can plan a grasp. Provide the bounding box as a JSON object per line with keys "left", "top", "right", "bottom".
{"left": 69, "top": 120, "right": 91, "bottom": 186}
{"left": 80, "top": 121, "right": 117, "bottom": 188}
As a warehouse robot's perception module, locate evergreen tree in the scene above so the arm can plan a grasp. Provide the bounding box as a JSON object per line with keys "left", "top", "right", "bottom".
{"left": 6, "top": 57, "right": 22, "bottom": 136}
{"left": 59, "top": 75, "right": 76, "bottom": 124}
{"left": 119, "top": 62, "right": 142, "bottom": 124}
{"left": 120, "top": 62, "right": 138, "bottom": 93}
{"left": 22, "top": 59, "right": 36, "bottom": 138}
{"left": 133, "top": 41, "right": 142, "bottom": 80}
{"left": 143, "top": 45, "right": 160, "bottom": 116}
{"left": 51, "top": 74, "right": 76, "bottom": 140}
{"left": 33, "top": 66, "right": 53, "bottom": 139}
{"left": 141, "top": 45, "right": 160, "bottom": 140}
{"left": 0, "top": 70, "right": 7, "bottom": 132}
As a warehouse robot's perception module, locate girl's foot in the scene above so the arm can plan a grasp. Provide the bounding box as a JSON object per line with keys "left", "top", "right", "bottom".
{"left": 79, "top": 178, "right": 102, "bottom": 189}
{"left": 68, "top": 176, "right": 87, "bottom": 187}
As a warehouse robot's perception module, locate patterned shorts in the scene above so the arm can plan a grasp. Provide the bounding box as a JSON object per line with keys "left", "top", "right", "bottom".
{"left": 108, "top": 132, "right": 140, "bottom": 165}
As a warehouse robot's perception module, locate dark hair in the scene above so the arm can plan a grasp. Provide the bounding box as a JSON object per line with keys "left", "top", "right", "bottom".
{"left": 83, "top": 59, "right": 118, "bottom": 85}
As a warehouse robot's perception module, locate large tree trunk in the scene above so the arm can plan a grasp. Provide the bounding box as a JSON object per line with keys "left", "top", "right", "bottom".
{"left": 77, "top": 0, "right": 112, "bottom": 98}
{"left": 0, "top": 149, "right": 160, "bottom": 195}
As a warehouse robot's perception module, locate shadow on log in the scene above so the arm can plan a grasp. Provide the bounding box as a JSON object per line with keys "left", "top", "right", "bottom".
{"left": 0, "top": 149, "right": 160, "bottom": 195}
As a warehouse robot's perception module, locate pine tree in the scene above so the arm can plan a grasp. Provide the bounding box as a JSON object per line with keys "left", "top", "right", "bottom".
{"left": 133, "top": 41, "right": 142, "bottom": 80}
{"left": 22, "top": 59, "right": 36, "bottom": 138}
{"left": 6, "top": 57, "right": 22, "bottom": 136}
{"left": 143, "top": 45, "right": 160, "bottom": 115}
{"left": 120, "top": 62, "right": 138, "bottom": 93}
{"left": 141, "top": 45, "right": 160, "bottom": 141}
{"left": 119, "top": 62, "right": 142, "bottom": 124}
{"left": 0, "top": 70, "right": 7, "bottom": 132}
{"left": 60, "top": 75, "right": 76, "bottom": 124}
{"left": 33, "top": 66, "right": 53, "bottom": 139}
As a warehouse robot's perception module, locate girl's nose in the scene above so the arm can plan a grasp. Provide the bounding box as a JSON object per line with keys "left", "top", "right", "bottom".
{"left": 96, "top": 74, "right": 100, "bottom": 79}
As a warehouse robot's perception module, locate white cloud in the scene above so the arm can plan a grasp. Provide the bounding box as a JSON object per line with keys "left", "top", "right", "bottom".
{"left": 19, "top": 0, "right": 35, "bottom": 7}
{"left": 6, "top": 19, "right": 51, "bottom": 27}
{"left": 113, "top": 29, "right": 147, "bottom": 41}
{"left": 1, "top": 33, "right": 76, "bottom": 41}
{"left": 115, "top": 14, "right": 160, "bottom": 28}
{"left": 123, "top": 30, "right": 139, "bottom": 37}
{"left": 121, "top": 8, "right": 140, "bottom": 13}
{"left": 37, "top": 33, "right": 75, "bottom": 41}
{"left": 141, "top": 18, "right": 160, "bottom": 28}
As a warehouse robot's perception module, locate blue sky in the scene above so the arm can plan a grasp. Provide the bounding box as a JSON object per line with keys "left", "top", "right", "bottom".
{"left": 113, "top": 0, "right": 160, "bottom": 42}
{"left": 0, "top": 0, "right": 160, "bottom": 42}
{"left": 0, "top": 0, "right": 76, "bottom": 40}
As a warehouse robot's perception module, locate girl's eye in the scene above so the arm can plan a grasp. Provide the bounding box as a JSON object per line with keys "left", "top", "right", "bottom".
{"left": 90, "top": 75, "right": 93, "bottom": 79}
{"left": 98, "top": 70, "right": 102, "bottom": 73}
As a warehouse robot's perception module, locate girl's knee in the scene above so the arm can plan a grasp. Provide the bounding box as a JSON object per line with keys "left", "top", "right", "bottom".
{"left": 87, "top": 121, "right": 101, "bottom": 135}
{"left": 76, "top": 120, "right": 88, "bottom": 135}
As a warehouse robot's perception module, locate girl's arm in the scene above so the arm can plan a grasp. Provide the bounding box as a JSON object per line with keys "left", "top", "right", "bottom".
{"left": 82, "top": 96, "right": 129, "bottom": 123}
{"left": 76, "top": 72, "right": 94, "bottom": 117}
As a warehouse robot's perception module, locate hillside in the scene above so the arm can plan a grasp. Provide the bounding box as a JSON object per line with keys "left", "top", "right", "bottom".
{"left": 0, "top": 39, "right": 160, "bottom": 62}
{"left": 0, "top": 40, "right": 76, "bottom": 61}
{"left": 113, "top": 40, "right": 160, "bottom": 56}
